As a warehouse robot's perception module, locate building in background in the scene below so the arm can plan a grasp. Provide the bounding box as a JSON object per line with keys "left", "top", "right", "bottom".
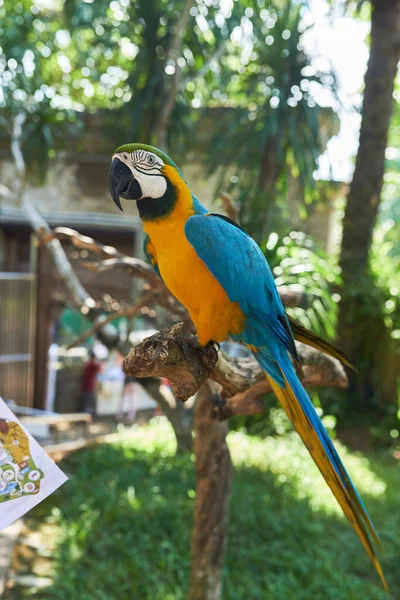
{"left": 0, "top": 108, "right": 346, "bottom": 410}
{"left": 0, "top": 149, "right": 143, "bottom": 409}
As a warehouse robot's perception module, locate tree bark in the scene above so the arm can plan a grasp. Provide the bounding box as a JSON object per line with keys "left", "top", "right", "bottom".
{"left": 247, "top": 135, "right": 279, "bottom": 243}
{"left": 23, "top": 200, "right": 96, "bottom": 312}
{"left": 10, "top": 112, "right": 27, "bottom": 194}
{"left": 143, "top": 378, "right": 194, "bottom": 454}
{"left": 121, "top": 325, "right": 349, "bottom": 599}
{"left": 337, "top": 0, "right": 400, "bottom": 414}
{"left": 156, "top": 0, "right": 194, "bottom": 152}
{"left": 123, "top": 323, "right": 348, "bottom": 404}
{"left": 189, "top": 382, "right": 232, "bottom": 600}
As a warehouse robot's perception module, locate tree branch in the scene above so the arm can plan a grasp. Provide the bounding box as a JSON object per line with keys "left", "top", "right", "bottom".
{"left": 123, "top": 323, "right": 218, "bottom": 402}
{"left": 156, "top": 0, "right": 195, "bottom": 151}
{"left": 82, "top": 256, "right": 163, "bottom": 287}
{"left": 37, "top": 227, "right": 192, "bottom": 320}
{"left": 10, "top": 112, "right": 27, "bottom": 182}
{"left": 37, "top": 227, "right": 123, "bottom": 258}
{"left": 23, "top": 201, "right": 96, "bottom": 312}
{"left": 65, "top": 291, "right": 155, "bottom": 349}
{"left": 123, "top": 323, "right": 348, "bottom": 416}
{"left": 189, "top": 381, "right": 232, "bottom": 600}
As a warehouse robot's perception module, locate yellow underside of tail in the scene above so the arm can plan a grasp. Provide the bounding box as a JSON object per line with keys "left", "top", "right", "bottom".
{"left": 266, "top": 372, "right": 388, "bottom": 594}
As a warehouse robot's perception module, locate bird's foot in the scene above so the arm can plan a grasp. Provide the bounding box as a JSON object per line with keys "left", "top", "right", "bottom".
{"left": 211, "top": 340, "right": 221, "bottom": 352}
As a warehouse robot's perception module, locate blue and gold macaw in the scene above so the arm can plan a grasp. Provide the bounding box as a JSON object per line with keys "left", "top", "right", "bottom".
{"left": 109, "top": 143, "right": 386, "bottom": 591}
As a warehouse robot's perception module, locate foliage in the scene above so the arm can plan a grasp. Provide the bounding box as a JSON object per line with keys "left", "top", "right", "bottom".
{"left": 265, "top": 230, "right": 341, "bottom": 340}
{"left": 59, "top": 0, "right": 244, "bottom": 148}
{"left": 8, "top": 419, "right": 398, "bottom": 600}
{"left": 57, "top": 307, "right": 131, "bottom": 347}
{"left": 0, "top": 0, "right": 78, "bottom": 180}
{"left": 0, "top": 0, "right": 338, "bottom": 197}
{"left": 205, "top": 0, "right": 338, "bottom": 239}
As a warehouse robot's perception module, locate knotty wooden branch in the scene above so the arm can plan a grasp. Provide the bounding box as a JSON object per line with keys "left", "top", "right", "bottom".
{"left": 37, "top": 226, "right": 123, "bottom": 258}
{"left": 123, "top": 323, "right": 348, "bottom": 418}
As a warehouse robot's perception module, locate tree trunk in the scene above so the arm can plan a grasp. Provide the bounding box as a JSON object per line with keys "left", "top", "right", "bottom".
{"left": 155, "top": 0, "right": 194, "bottom": 152}
{"left": 189, "top": 383, "right": 232, "bottom": 600}
{"left": 162, "top": 402, "right": 193, "bottom": 456}
{"left": 143, "top": 379, "right": 194, "bottom": 454}
{"left": 247, "top": 135, "right": 279, "bottom": 243}
{"left": 337, "top": 0, "right": 400, "bottom": 415}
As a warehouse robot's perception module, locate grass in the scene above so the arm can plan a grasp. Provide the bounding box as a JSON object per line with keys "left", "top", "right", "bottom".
{"left": 7, "top": 418, "right": 400, "bottom": 600}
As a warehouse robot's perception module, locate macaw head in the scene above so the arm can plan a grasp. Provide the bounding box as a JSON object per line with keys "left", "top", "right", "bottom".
{"left": 109, "top": 143, "right": 188, "bottom": 219}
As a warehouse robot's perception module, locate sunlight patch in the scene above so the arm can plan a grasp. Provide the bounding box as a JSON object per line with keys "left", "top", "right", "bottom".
{"left": 228, "top": 431, "right": 386, "bottom": 516}
{"left": 107, "top": 419, "right": 386, "bottom": 518}
{"left": 109, "top": 417, "right": 177, "bottom": 456}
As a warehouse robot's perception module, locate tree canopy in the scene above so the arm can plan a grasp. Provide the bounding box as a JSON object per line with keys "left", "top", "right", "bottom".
{"left": 1, "top": 0, "right": 337, "bottom": 219}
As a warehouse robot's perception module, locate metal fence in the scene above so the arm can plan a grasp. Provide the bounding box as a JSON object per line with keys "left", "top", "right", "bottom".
{"left": 0, "top": 273, "right": 36, "bottom": 407}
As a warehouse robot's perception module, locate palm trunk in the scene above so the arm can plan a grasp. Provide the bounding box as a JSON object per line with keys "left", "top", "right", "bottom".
{"left": 337, "top": 0, "right": 400, "bottom": 414}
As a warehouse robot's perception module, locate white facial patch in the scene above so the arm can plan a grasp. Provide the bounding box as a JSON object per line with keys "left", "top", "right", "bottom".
{"left": 114, "top": 150, "right": 167, "bottom": 199}
{"left": 136, "top": 171, "right": 167, "bottom": 199}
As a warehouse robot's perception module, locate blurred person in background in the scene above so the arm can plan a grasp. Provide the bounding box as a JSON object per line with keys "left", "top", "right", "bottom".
{"left": 81, "top": 350, "right": 103, "bottom": 416}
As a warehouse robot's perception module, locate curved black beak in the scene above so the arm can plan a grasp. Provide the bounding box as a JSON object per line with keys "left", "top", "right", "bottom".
{"left": 108, "top": 158, "right": 143, "bottom": 211}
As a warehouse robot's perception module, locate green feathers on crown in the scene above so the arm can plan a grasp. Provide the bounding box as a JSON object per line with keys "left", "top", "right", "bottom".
{"left": 115, "top": 143, "right": 181, "bottom": 172}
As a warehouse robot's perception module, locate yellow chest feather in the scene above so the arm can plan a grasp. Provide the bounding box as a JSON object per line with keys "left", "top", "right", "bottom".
{"left": 142, "top": 197, "right": 244, "bottom": 343}
{"left": 144, "top": 217, "right": 225, "bottom": 314}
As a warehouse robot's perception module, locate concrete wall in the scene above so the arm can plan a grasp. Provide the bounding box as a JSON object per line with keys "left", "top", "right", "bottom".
{"left": 0, "top": 154, "right": 344, "bottom": 252}
{"left": 0, "top": 153, "right": 227, "bottom": 217}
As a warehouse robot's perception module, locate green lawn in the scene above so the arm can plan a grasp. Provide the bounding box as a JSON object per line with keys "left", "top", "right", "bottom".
{"left": 11, "top": 418, "right": 400, "bottom": 600}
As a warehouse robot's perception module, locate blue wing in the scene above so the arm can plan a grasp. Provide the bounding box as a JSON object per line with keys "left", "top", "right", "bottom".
{"left": 184, "top": 213, "right": 298, "bottom": 382}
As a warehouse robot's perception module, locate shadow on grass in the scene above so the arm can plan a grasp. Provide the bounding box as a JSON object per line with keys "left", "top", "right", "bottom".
{"left": 11, "top": 432, "right": 400, "bottom": 600}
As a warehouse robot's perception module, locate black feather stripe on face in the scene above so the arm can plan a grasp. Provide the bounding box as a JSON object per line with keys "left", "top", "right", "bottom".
{"left": 136, "top": 178, "right": 178, "bottom": 221}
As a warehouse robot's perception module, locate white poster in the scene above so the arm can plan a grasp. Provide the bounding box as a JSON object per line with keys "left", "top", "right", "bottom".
{"left": 0, "top": 398, "right": 68, "bottom": 530}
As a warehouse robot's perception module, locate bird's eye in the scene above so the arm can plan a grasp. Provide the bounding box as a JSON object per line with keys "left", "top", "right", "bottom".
{"left": 123, "top": 153, "right": 128, "bottom": 160}
{"left": 147, "top": 155, "right": 156, "bottom": 165}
